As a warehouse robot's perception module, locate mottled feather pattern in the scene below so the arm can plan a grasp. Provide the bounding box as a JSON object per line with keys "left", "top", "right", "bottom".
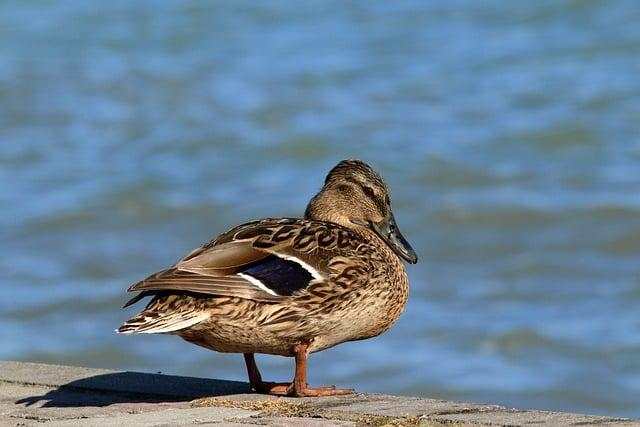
{"left": 119, "top": 219, "right": 406, "bottom": 352}
{"left": 118, "top": 159, "right": 414, "bottom": 359}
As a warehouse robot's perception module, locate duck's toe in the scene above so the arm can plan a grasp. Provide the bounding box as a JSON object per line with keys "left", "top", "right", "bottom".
{"left": 288, "top": 385, "right": 354, "bottom": 397}
{"left": 253, "top": 381, "right": 292, "bottom": 395}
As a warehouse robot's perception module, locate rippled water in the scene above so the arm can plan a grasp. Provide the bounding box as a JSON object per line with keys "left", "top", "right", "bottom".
{"left": 2, "top": 0, "right": 640, "bottom": 418}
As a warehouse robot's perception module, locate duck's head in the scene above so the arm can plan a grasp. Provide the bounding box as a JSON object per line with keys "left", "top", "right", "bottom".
{"left": 305, "top": 159, "right": 418, "bottom": 264}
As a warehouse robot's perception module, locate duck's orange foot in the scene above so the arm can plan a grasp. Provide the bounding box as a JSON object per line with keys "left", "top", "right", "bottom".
{"left": 243, "top": 347, "right": 354, "bottom": 398}
{"left": 254, "top": 382, "right": 354, "bottom": 397}
{"left": 252, "top": 381, "right": 291, "bottom": 395}
{"left": 288, "top": 385, "right": 354, "bottom": 397}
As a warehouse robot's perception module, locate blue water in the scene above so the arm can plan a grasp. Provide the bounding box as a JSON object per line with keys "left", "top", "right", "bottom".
{"left": 2, "top": 0, "right": 640, "bottom": 418}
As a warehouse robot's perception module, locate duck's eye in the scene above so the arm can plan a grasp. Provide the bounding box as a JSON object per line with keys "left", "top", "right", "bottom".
{"left": 362, "top": 186, "right": 375, "bottom": 198}
{"left": 338, "top": 184, "right": 350, "bottom": 192}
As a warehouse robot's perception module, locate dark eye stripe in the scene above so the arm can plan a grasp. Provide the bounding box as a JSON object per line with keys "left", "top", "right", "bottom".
{"left": 362, "top": 186, "right": 375, "bottom": 198}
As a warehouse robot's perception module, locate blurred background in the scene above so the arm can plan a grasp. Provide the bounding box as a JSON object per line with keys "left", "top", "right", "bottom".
{"left": 2, "top": 0, "right": 640, "bottom": 418}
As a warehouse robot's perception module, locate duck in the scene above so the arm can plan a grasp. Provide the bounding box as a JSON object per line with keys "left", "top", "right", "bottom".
{"left": 117, "top": 159, "right": 417, "bottom": 397}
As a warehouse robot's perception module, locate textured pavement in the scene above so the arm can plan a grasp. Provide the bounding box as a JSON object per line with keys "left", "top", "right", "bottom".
{"left": 0, "top": 360, "right": 636, "bottom": 426}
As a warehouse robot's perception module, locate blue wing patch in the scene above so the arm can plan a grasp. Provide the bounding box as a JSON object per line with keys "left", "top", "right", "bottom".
{"left": 241, "top": 254, "right": 314, "bottom": 296}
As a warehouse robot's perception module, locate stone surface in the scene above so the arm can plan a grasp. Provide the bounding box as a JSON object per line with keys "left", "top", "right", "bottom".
{"left": 0, "top": 360, "right": 637, "bottom": 426}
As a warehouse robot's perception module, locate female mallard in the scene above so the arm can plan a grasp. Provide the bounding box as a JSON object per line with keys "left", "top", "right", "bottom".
{"left": 118, "top": 159, "right": 417, "bottom": 397}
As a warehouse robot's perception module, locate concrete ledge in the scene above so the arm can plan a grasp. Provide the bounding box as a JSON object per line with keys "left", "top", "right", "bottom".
{"left": 0, "top": 360, "right": 635, "bottom": 426}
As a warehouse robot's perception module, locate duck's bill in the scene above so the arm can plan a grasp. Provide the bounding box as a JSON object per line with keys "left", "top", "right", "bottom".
{"left": 371, "top": 213, "right": 418, "bottom": 264}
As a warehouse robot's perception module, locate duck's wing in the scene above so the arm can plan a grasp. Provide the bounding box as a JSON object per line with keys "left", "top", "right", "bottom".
{"left": 124, "top": 219, "right": 344, "bottom": 307}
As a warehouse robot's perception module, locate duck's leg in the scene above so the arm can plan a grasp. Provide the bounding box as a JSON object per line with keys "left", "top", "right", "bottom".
{"left": 287, "top": 342, "right": 354, "bottom": 397}
{"left": 243, "top": 353, "right": 289, "bottom": 394}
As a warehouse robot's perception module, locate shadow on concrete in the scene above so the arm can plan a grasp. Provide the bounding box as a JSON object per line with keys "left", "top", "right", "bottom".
{"left": 15, "top": 371, "right": 251, "bottom": 407}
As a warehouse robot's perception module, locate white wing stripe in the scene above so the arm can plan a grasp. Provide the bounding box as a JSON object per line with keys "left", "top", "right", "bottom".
{"left": 273, "top": 253, "right": 324, "bottom": 282}
{"left": 238, "top": 273, "right": 280, "bottom": 296}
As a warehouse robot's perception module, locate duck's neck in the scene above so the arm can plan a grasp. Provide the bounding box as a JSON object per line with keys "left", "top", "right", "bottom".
{"left": 305, "top": 192, "right": 392, "bottom": 253}
{"left": 304, "top": 190, "right": 352, "bottom": 228}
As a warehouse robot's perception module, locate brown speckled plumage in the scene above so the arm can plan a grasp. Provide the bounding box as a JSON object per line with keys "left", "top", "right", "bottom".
{"left": 118, "top": 159, "right": 417, "bottom": 396}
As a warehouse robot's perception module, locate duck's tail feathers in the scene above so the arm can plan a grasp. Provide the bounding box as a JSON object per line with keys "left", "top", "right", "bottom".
{"left": 116, "top": 310, "right": 210, "bottom": 334}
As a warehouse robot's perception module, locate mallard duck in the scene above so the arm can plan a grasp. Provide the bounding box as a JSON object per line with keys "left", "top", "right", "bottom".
{"left": 118, "top": 159, "right": 417, "bottom": 397}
